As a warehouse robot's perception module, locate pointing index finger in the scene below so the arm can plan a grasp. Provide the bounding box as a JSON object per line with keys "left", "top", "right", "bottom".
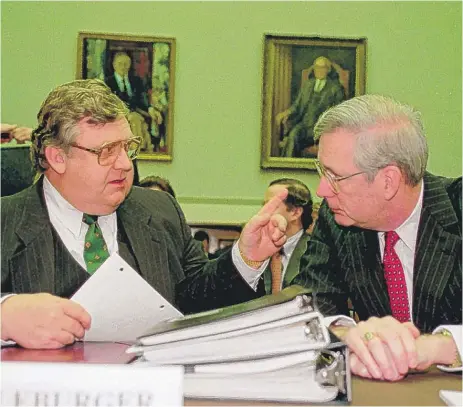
{"left": 258, "top": 188, "right": 288, "bottom": 217}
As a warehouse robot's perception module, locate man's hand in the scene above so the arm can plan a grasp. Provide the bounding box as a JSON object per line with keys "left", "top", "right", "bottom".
{"left": 414, "top": 332, "right": 459, "bottom": 370}
{"left": 0, "top": 123, "right": 32, "bottom": 144}
{"left": 238, "top": 188, "right": 288, "bottom": 261}
{"left": 337, "top": 316, "right": 420, "bottom": 381}
{"left": 1, "top": 123, "right": 17, "bottom": 143}
{"left": 348, "top": 330, "right": 459, "bottom": 380}
{"left": 11, "top": 127, "right": 32, "bottom": 144}
{"left": 1, "top": 293, "right": 91, "bottom": 349}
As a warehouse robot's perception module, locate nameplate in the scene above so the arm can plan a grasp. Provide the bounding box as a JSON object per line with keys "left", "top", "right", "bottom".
{"left": 1, "top": 362, "right": 183, "bottom": 406}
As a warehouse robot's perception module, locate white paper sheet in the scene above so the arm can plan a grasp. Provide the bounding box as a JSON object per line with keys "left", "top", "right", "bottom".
{"left": 71, "top": 253, "right": 182, "bottom": 342}
{"left": 2, "top": 362, "right": 183, "bottom": 407}
{"left": 440, "top": 390, "right": 463, "bottom": 406}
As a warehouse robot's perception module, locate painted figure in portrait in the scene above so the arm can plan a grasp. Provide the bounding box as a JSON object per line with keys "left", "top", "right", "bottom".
{"left": 79, "top": 34, "right": 174, "bottom": 159}
{"left": 276, "top": 56, "right": 345, "bottom": 158}
{"left": 260, "top": 36, "right": 365, "bottom": 170}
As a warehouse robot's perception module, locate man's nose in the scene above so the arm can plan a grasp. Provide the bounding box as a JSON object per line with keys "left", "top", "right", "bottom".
{"left": 113, "top": 148, "right": 133, "bottom": 171}
{"left": 316, "top": 177, "right": 335, "bottom": 199}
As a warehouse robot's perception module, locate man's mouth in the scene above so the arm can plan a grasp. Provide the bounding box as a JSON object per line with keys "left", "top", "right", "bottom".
{"left": 109, "top": 178, "right": 126, "bottom": 185}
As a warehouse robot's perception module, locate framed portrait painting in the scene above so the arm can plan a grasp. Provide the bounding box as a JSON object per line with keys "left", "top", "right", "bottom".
{"left": 77, "top": 32, "right": 176, "bottom": 161}
{"left": 260, "top": 35, "right": 366, "bottom": 170}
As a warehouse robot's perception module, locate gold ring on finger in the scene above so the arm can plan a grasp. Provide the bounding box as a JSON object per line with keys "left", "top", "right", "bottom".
{"left": 364, "top": 331, "right": 376, "bottom": 342}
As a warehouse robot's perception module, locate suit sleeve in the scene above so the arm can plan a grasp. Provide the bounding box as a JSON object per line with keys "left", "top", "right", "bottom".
{"left": 1, "top": 195, "right": 17, "bottom": 295}
{"left": 168, "top": 198, "right": 260, "bottom": 314}
{"left": 293, "top": 202, "right": 350, "bottom": 316}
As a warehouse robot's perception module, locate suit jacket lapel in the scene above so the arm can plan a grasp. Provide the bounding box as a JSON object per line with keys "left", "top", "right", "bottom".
{"left": 413, "top": 174, "right": 461, "bottom": 331}
{"left": 345, "top": 229, "right": 391, "bottom": 318}
{"left": 262, "top": 233, "right": 311, "bottom": 294}
{"left": 12, "top": 178, "right": 56, "bottom": 293}
{"left": 284, "top": 233, "right": 310, "bottom": 286}
{"left": 117, "top": 195, "right": 171, "bottom": 301}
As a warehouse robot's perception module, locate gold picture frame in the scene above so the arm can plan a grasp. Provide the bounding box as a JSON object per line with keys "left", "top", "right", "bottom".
{"left": 77, "top": 31, "right": 176, "bottom": 161}
{"left": 261, "top": 34, "right": 367, "bottom": 170}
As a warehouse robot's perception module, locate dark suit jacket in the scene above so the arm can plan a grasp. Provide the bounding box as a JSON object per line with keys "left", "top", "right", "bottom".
{"left": 0, "top": 179, "right": 248, "bottom": 314}
{"left": 288, "top": 77, "right": 344, "bottom": 128}
{"left": 105, "top": 75, "right": 148, "bottom": 112}
{"left": 294, "top": 173, "right": 462, "bottom": 332}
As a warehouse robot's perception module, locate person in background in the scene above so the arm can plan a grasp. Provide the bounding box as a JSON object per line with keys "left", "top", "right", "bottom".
{"left": 1, "top": 123, "right": 32, "bottom": 144}
{"left": 138, "top": 175, "right": 176, "bottom": 198}
{"left": 193, "top": 230, "right": 211, "bottom": 258}
{"left": 238, "top": 178, "right": 313, "bottom": 296}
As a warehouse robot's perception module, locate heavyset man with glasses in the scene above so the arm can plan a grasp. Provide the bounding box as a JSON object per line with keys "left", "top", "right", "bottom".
{"left": 0, "top": 79, "right": 268, "bottom": 349}
{"left": 275, "top": 95, "right": 460, "bottom": 380}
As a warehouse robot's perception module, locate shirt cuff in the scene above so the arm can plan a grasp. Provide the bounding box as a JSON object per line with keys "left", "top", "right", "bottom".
{"left": 1, "top": 294, "right": 17, "bottom": 347}
{"left": 324, "top": 315, "right": 356, "bottom": 328}
{"left": 231, "top": 241, "right": 269, "bottom": 290}
{"left": 432, "top": 325, "right": 462, "bottom": 372}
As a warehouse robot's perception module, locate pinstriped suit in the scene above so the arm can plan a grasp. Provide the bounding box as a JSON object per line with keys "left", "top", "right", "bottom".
{"left": 1, "top": 178, "right": 243, "bottom": 313}
{"left": 294, "top": 173, "right": 462, "bottom": 333}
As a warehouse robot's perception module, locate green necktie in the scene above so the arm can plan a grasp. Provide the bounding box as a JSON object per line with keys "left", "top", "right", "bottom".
{"left": 82, "top": 214, "right": 110, "bottom": 274}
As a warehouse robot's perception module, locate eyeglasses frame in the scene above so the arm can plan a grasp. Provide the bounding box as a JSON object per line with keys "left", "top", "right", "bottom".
{"left": 70, "top": 137, "right": 141, "bottom": 166}
{"left": 314, "top": 159, "right": 366, "bottom": 194}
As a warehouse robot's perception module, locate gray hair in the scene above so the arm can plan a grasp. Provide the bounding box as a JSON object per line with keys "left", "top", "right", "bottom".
{"left": 314, "top": 94, "right": 428, "bottom": 186}
{"left": 31, "top": 79, "right": 129, "bottom": 172}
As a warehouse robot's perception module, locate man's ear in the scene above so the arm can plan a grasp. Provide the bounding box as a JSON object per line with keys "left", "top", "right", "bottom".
{"left": 382, "top": 165, "right": 401, "bottom": 200}
{"left": 292, "top": 206, "right": 304, "bottom": 221}
{"left": 44, "top": 146, "right": 67, "bottom": 174}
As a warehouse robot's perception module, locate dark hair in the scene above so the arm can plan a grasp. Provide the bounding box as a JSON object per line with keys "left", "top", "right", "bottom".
{"left": 268, "top": 178, "right": 313, "bottom": 230}
{"left": 193, "top": 230, "right": 209, "bottom": 243}
{"left": 139, "top": 175, "right": 176, "bottom": 198}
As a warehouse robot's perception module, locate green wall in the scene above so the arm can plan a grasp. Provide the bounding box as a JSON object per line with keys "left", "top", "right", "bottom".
{"left": 2, "top": 1, "right": 461, "bottom": 223}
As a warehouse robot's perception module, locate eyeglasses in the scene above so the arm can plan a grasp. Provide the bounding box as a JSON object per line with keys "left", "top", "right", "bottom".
{"left": 70, "top": 137, "right": 141, "bottom": 166}
{"left": 314, "top": 159, "right": 365, "bottom": 194}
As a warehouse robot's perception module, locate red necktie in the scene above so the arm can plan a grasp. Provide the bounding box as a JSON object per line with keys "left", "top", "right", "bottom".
{"left": 270, "top": 250, "right": 283, "bottom": 294}
{"left": 383, "top": 231, "right": 410, "bottom": 322}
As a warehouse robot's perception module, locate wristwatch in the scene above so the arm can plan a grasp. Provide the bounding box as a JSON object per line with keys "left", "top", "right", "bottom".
{"left": 238, "top": 246, "right": 264, "bottom": 269}
{"left": 440, "top": 329, "right": 462, "bottom": 368}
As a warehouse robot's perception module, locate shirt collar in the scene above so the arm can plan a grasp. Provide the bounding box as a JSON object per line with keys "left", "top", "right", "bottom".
{"left": 43, "top": 176, "right": 86, "bottom": 238}
{"left": 114, "top": 72, "right": 128, "bottom": 83}
{"left": 43, "top": 176, "right": 116, "bottom": 238}
{"left": 283, "top": 229, "right": 304, "bottom": 257}
{"left": 378, "top": 180, "right": 424, "bottom": 252}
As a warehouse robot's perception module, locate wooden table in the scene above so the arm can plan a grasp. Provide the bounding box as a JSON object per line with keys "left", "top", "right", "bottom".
{"left": 2, "top": 342, "right": 461, "bottom": 406}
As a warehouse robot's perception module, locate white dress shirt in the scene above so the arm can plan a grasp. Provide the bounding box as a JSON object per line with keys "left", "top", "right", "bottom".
{"left": 43, "top": 176, "right": 119, "bottom": 269}
{"left": 114, "top": 72, "right": 133, "bottom": 97}
{"left": 1, "top": 176, "right": 119, "bottom": 346}
{"left": 376, "top": 181, "right": 424, "bottom": 316}
{"left": 314, "top": 79, "right": 326, "bottom": 93}
{"left": 232, "top": 229, "right": 304, "bottom": 290}
{"left": 233, "top": 182, "right": 460, "bottom": 371}
{"left": 327, "top": 182, "right": 461, "bottom": 371}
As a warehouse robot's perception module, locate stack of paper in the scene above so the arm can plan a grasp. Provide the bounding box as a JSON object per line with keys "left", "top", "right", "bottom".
{"left": 71, "top": 254, "right": 182, "bottom": 343}
{"left": 128, "top": 286, "right": 351, "bottom": 403}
